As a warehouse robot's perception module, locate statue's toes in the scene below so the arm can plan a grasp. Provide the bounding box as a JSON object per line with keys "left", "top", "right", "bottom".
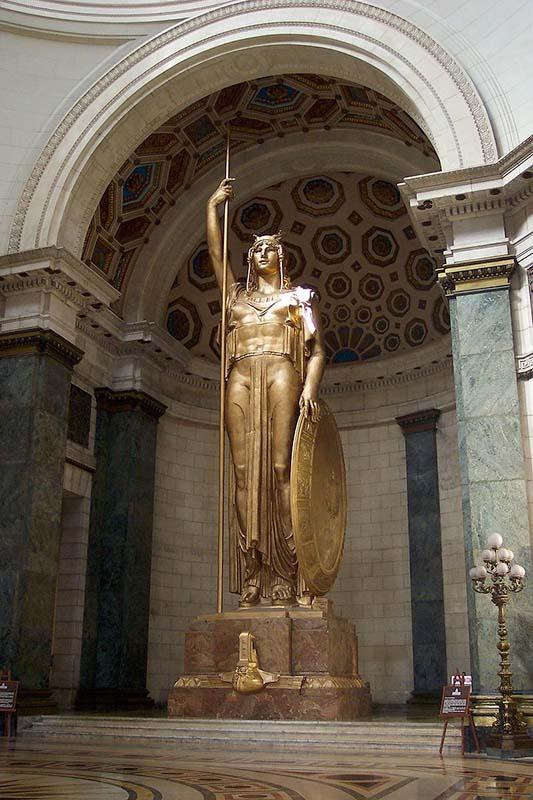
{"left": 240, "top": 585, "right": 260, "bottom": 606}
{"left": 272, "top": 583, "right": 295, "bottom": 602}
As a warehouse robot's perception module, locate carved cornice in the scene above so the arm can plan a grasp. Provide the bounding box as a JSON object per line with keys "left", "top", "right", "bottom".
{"left": 437, "top": 257, "right": 515, "bottom": 297}
{"left": 0, "top": 246, "right": 120, "bottom": 307}
{"left": 404, "top": 134, "right": 533, "bottom": 194}
{"left": 396, "top": 408, "right": 441, "bottom": 434}
{"left": 400, "top": 137, "right": 533, "bottom": 259}
{"left": 8, "top": 0, "right": 495, "bottom": 254}
{"left": 94, "top": 387, "right": 167, "bottom": 419}
{"left": 75, "top": 315, "right": 190, "bottom": 372}
{"left": 323, "top": 357, "right": 452, "bottom": 395}
{"left": 167, "top": 368, "right": 218, "bottom": 393}
{"left": 0, "top": 272, "right": 91, "bottom": 315}
{"left": 0, "top": 328, "right": 84, "bottom": 369}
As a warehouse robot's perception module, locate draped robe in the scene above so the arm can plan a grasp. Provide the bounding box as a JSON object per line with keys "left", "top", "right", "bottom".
{"left": 225, "top": 282, "right": 318, "bottom": 597}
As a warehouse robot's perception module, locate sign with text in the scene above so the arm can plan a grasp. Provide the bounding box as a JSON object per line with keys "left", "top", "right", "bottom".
{"left": 440, "top": 683, "right": 471, "bottom": 718}
{"left": 450, "top": 673, "right": 472, "bottom": 687}
{"left": 0, "top": 681, "right": 19, "bottom": 712}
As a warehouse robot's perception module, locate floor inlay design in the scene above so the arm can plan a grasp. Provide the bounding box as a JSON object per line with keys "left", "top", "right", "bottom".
{"left": 1, "top": 738, "right": 532, "bottom": 800}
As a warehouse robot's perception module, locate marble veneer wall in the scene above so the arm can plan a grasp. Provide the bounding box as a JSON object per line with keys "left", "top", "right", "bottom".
{"left": 0, "top": 331, "right": 82, "bottom": 698}
{"left": 449, "top": 278, "right": 533, "bottom": 692}
{"left": 436, "top": 409, "right": 469, "bottom": 674}
{"left": 147, "top": 359, "right": 468, "bottom": 705}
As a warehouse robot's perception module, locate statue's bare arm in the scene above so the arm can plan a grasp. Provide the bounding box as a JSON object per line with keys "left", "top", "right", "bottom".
{"left": 207, "top": 178, "right": 236, "bottom": 290}
{"left": 300, "top": 297, "right": 326, "bottom": 423}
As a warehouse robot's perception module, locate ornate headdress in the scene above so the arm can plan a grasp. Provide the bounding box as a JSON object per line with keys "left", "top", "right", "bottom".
{"left": 246, "top": 232, "right": 291, "bottom": 292}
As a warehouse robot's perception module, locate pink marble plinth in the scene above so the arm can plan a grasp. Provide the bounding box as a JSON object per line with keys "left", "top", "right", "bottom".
{"left": 168, "top": 605, "right": 371, "bottom": 721}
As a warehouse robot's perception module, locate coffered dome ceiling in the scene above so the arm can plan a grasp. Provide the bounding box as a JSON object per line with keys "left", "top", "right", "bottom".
{"left": 81, "top": 73, "right": 447, "bottom": 365}
{"left": 167, "top": 172, "right": 449, "bottom": 365}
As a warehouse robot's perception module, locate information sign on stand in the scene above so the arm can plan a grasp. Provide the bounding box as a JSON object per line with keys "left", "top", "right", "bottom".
{"left": 0, "top": 669, "right": 19, "bottom": 737}
{"left": 439, "top": 671, "right": 479, "bottom": 755}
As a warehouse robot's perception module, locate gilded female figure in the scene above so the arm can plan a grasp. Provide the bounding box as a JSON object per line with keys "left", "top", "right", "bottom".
{"left": 207, "top": 179, "right": 326, "bottom": 607}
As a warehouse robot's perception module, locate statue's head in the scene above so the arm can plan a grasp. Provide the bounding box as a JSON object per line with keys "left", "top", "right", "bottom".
{"left": 246, "top": 233, "right": 291, "bottom": 292}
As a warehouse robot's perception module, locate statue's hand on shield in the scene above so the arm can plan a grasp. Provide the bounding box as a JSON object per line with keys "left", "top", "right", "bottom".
{"left": 299, "top": 385, "right": 320, "bottom": 423}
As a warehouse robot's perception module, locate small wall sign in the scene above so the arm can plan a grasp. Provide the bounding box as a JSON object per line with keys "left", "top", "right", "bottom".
{"left": 0, "top": 681, "right": 18, "bottom": 712}
{"left": 440, "top": 683, "right": 471, "bottom": 717}
{"left": 0, "top": 669, "right": 19, "bottom": 737}
{"left": 439, "top": 670, "right": 479, "bottom": 755}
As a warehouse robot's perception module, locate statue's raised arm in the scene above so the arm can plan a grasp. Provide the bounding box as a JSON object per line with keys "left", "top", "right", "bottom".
{"left": 206, "top": 178, "right": 236, "bottom": 289}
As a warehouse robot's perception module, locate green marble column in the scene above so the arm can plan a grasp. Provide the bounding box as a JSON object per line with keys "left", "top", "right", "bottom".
{"left": 396, "top": 409, "right": 447, "bottom": 700}
{"left": 78, "top": 388, "right": 166, "bottom": 709}
{"left": 0, "top": 329, "right": 83, "bottom": 708}
{"left": 440, "top": 257, "right": 533, "bottom": 693}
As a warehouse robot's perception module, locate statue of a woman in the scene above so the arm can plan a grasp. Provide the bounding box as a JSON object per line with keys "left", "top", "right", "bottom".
{"left": 207, "top": 179, "right": 326, "bottom": 607}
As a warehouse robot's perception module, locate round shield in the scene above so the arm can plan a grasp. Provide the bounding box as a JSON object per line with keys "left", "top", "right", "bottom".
{"left": 290, "top": 400, "right": 346, "bottom": 595}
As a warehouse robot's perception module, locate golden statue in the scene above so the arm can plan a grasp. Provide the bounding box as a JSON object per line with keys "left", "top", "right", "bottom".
{"left": 207, "top": 178, "right": 326, "bottom": 607}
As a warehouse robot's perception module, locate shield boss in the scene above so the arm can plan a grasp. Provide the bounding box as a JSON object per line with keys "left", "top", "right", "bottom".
{"left": 290, "top": 400, "right": 346, "bottom": 595}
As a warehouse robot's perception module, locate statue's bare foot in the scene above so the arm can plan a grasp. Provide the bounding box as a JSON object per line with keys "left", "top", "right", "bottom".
{"left": 296, "top": 593, "right": 313, "bottom": 607}
{"left": 239, "top": 583, "right": 260, "bottom": 607}
{"left": 271, "top": 579, "right": 296, "bottom": 606}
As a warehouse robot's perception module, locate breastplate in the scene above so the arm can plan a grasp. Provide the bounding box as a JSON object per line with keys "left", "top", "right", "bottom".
{"left": 226, "top": 293, "right": 304, "bottom": 376}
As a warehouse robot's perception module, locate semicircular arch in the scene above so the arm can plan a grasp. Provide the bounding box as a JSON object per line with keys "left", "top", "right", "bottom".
{"left": 8, "top": 1, "right": 496, "bottom": 258}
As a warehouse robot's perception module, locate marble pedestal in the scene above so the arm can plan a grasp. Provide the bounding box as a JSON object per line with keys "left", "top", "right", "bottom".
{"left": 168, "top": 604, "right": 371, "bottom": 721}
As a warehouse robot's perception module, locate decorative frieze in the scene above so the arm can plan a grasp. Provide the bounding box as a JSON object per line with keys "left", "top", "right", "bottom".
{"left": 437, "top": 257, "right": 515, "bottom": 297}
{"left": 517, "top": 350, "right": 533, "bottom": 381}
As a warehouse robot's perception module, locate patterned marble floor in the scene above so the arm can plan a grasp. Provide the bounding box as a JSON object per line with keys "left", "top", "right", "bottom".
{"left": 1, "top": 737, "right": 532, "bottom": 799}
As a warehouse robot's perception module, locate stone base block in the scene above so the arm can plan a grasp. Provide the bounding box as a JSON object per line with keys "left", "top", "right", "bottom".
{"left": 169, "top": 605, "right": 371, "bottom": 721}
{"left": 169, "top": 677, "right": 371, "bottom": 721}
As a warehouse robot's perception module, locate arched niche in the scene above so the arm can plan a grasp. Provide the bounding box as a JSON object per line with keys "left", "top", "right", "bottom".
{"left": 9, "top": 2, "right": 496, "bottom": 258}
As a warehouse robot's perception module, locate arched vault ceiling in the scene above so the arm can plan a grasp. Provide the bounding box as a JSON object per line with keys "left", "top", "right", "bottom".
{"left": 166, "top": 172, "right": 450, "bottom": 366}
{"left": 82, "top": 74, "right": 438, "bottom": 293}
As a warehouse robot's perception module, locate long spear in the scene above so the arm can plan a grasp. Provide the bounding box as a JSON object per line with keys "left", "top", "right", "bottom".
{"left": 217, "top": 128, "right": 231, "bottom": 614}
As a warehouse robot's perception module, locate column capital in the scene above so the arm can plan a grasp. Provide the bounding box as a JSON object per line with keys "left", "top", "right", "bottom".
{"left": 437, "top": 256, "right": 515, "bottom": 297}
{"left": 94, "top": 387, "right": 167, "bottom": 420}
{"left": 396, "top": 408, "right": 441, "bottom": 435}
{"left": 0, "top": 327, "right": 83, "bottom": 369}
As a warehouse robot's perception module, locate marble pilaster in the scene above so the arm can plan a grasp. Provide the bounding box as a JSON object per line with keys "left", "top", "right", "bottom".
{"left": 396, "top": 409, "right": 447, "bottom": 698}
{"left": 78, "top": 388, "right": 166, "bottom": 709}
{"left": 440, "top": 257, "right": 533, "bottom": 693}
{"left": 0, "top": 329, "right": 83, "bottom": 701}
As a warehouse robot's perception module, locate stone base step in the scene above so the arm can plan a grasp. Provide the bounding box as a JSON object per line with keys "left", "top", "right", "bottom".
{"left": 22, "top": 715, "right": 462, "bottom": 752}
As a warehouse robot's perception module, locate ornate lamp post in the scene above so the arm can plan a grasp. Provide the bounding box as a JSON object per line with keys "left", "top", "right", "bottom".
{"left": 469, "top": 533, "right": 533, "bottom": 756}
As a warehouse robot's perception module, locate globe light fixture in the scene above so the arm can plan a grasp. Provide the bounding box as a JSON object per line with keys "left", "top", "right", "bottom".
{"left": 470, "top": 535, "right": 533, "bottom": 756}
